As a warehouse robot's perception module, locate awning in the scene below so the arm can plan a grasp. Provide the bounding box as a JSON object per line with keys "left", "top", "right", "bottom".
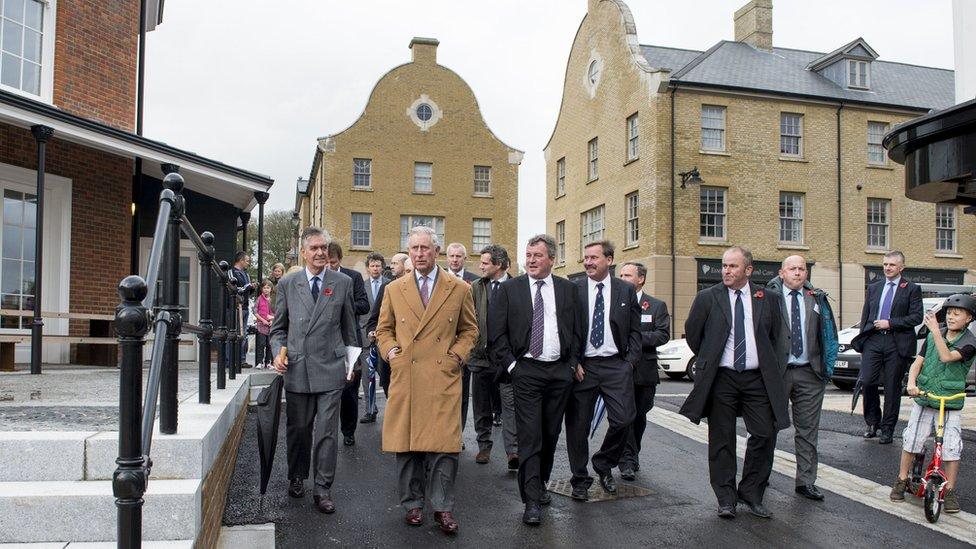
{"left": 0, "top": 89, "right": 273, "bottom": 210}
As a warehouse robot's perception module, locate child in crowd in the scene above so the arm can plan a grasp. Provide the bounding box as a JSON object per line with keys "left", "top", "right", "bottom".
{"left": 890, "top": 294, "right": 976, "bottom": 513}
{"left": 253, "top": 279, "right": 275, "bottom": 368}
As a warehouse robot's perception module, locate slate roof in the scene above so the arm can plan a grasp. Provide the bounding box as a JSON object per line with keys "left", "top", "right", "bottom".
{"left": 640, "top": 41, "right": 954, "bottom": 112}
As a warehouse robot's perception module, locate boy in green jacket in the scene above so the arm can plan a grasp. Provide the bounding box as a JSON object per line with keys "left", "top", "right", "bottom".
{"left": 889, "top": 294, "right": 976, "bottom": 513}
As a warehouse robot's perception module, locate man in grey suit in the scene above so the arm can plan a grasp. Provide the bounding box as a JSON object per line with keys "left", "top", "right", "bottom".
{"left": 271, "top": 226, "right": 360, "bottom": 515}
{"left": 360, "top": 252, "right": 390, "bottom": 423}
{"left": 766, "top": 255, "right": 832, "bottom": 502}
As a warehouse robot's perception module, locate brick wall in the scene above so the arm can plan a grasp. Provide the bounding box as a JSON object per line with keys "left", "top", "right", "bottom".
{"left": 196, "top": 402, "right": 248, "bottom": 549}
{"left": 53, "top": 0, "right": 139, "bottom": 131}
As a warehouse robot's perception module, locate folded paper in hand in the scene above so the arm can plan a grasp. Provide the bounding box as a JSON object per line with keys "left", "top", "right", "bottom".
{"left": 345, "top": 346, "right": 362, "bottom": 380}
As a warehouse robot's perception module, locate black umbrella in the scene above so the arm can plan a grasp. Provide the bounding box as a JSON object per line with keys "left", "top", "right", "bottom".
{"left": 256, "top": 374, "right": 284, "bottom": 495}
{"left": 850, "top": 376, "right": 864, "bottom": 415}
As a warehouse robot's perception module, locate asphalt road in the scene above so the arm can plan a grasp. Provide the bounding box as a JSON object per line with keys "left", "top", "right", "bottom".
{"left": 224, "top": 379, "right": 975, "bottom": 548}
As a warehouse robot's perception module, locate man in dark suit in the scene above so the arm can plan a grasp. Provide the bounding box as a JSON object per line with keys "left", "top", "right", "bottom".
{"left": 679, "top": 246, "right": 789, "bottom": 519}
{"left": 488, "top": 234, "right": 580, "bottom": 526}
{"left": 227, "top": 251, "right": 257, "bottom": 369}
{"left": 326, "top": 242, "right": 370, "bottom": 446}
{"left": 565, "top": 241, "right": 641, "bottom": 500}
{"left": 360, "top": 252, "right": 390, "bottom": 424}
{"left": 617, "top": 261, "right": 669, "bottom": 482}
{"left": 445, "top": 242, "right": 480, "bottom": 283}
{"left": 767, "top": 255, "right": 832, "bottom": 501}
{"left": 364, "top": 281, "right": 391, "bottom": 398}
{"left": 857, "top": 251, "right": 923, "bottom": 444}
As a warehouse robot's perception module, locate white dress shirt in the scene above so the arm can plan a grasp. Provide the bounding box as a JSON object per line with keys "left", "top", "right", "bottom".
{"left": 720, "top": 283, "right": 759, "bottom": 371}
{"left": 584, "top": 273, "right": 619, "bottom": 358}
{"left": 415, "top": 266, "right": 439, "bottom": 294}
{"left": 305, "top": 267, "right": 325, "bottom": 293}
{"left": 509, "top": 274, "right": 560, "bottom": 371}
{"left": 783, "top": 285, "right": 809, "bottom": 365}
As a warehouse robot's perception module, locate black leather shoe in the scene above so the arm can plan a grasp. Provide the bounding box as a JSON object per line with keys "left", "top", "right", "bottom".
{"left": 539, "top": 491, "right": 552, "bottom": 506}
{"left": 598, "top": 471, "right": 617, "bottom": 494}
{"left": 343, "top": 435, "right": 355, "bottom": 446}
{"left": 522, "top": 503, "right": 542, "bottom": 525}
{"left": 288, "top": 478, "right": 305, "bottom": 498}
{"left": 359, "top": 413, "right": 376, "bottom": 424}
{"left": 313, "top": 495, "right": 336, "bottom": 514}
{"left": 717, "top": 504, "right": 736, "bottom": 519}
{"left": 863, "top": 426, "right": 880, "bottom": 439}
{"left": 620, "top": 467, "right": 636, "bottom": 482}
{"left": 570, "top": 485, "right": 589, "bottom": 501}
{"left": 493, "top": 415, "right": 502, "bottom": 427}
{"left": 741, "top": 499, "right": 772, "bottom": 518}
{"left": 879, "top": 432, "right": 894, "bottom": 444}
{"left": 795, "top": 484, "right": 825, "bottom": 501}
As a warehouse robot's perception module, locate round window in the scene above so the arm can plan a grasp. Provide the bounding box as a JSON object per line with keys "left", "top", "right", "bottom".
{"left": 588, "top": 60, "right": 601, "bottom": 85}
{"left": 416, "top": 103, "right": 433, "bottom": 122}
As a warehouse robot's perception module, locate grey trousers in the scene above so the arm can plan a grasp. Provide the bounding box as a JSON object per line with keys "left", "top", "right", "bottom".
{"left": 285, "top": 389, "right": 343, "bottom": 497}
{"left": 784, "top": 365, "right": 826, "bottom": 486}
{"left": 396, "top": 452, "right": 459, "bottom": 512}
{"left": 499, "top": 382, "right": 518, "bottom": 455}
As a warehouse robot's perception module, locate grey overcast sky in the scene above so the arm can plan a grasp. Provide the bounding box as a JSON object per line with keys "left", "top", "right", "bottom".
{"left": 143, "top": 0, "right": 954, "bottom": 252}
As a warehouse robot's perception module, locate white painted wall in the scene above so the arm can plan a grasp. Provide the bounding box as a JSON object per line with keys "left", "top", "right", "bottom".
{"left": 954, "top": 0, "right": 976, "bottom": 103}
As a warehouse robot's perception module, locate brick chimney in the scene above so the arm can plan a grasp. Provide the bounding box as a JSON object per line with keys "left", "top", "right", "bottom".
{"left": 409, "top": 37, "right": 439, "bottom": 65}
{"left": 734, "top": 0, "right": 773, "bottom": 51}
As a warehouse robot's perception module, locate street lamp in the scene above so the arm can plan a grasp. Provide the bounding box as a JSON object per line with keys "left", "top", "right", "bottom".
{"left": 679, "top": 167, "right": 704, "bottom": 188}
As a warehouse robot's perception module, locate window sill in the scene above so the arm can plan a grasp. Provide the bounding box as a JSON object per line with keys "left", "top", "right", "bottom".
{"left": 699, "top": 150, "right": 730, "bottom": 157}
{"left": 866, "top": 164, "right": 894, "bottom": 171}
{"left": 587, "top": 177, "right": 599, "bottom": 184}
{"left": 698, "top": 240, "right": 729, "bottom": 247}
{"left": 622, "top": 243, "right": 639, "bottom": 251}
{"left": 777, "top": 243, "right": 809, "bottom": 250}
{"left": 473, "top": 193, "right": 493, "bottom": 199}
{"left": 412, "top": 191, "right": 435, "bottom": 195}
{"left": 865, "top": 248, "right": 888, "bottom": 255}
{"left": 351, "top": 187, "right": 373, "bottom": 192}
{"left": 624, "top": 157, "right": 639, "bottom": 166}
{"left": 934, "top": 253, "right": 963, "bottom": 259}
{"left": 778, "top": 156, "right": 807, "bottom": 163}
{"left": 350, "top": 246, "right": 372, "bottom": 251}
{"left": 555, "top": 192, "right": 566, "bottom": 200}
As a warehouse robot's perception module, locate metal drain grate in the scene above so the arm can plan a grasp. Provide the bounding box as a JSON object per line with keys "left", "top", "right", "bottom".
{"left": 546, "top": 478, "right": 654, "bottom": 502}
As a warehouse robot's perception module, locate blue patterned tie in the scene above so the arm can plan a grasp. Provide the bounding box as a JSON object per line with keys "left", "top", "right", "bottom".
{"left": 311, "top": 276, "right": 320, "bottom": 303}
{"left": 790, "top": 290, "right": 803, "bottom": 358}
{"left": 590, "top": 283, "right": 605, "bottom": 348}
{"left": 878, "top": 282, "right": 895, "bottom": 321}
{"left": 529, "top": 280, "right": 545, "bottom": 357}
{"left": 733, "top": 290, "right": 746, "bottom": 371}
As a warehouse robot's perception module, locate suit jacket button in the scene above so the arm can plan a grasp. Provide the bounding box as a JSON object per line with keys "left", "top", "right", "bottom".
{"left": 437, "top": 359, "right": 442, "bottom": 364}
{"left": 412, "top": 360, "right": 416, "bottom": 364}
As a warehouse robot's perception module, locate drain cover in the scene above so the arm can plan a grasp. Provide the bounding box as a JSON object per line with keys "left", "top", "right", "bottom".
{"left": 546, "top": 478, "right": 654, "bottom": 502}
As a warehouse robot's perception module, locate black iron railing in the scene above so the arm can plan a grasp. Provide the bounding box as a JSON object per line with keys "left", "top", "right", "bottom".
{"left": 112, "top": 172, "right": 252, "bottom": 549}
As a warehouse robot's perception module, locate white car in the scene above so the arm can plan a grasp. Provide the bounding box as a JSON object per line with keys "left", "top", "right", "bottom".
{"left": 657, "top": 339, "right": 696, "bottom": 381}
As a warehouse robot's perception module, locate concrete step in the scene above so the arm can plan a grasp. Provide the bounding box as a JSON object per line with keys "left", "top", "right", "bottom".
{"left": 0, "top": 541, "right": 194, "bottom": 548}
{"left": 0, "top": 479, "right": 200, "bottom": 543}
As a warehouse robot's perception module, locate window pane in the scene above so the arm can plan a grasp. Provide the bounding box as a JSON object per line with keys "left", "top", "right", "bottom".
{"left": 4, "top": 190, "right": 22, "bottom": 226}
{"left": 21, "top": 226, "right": 33, "bottom": 261}
{"left": 24, "top": 0, "right": 41, "bottom": 31}
{"left": 2, "top": 225, "right": 20, "bottom": 259}
{"left": 22, "top": 27, "right": 38, "bottom": 62}
{"left": 1, "top": 51, "right": 20, "bottom": 89}
{"left": 22, "top": 193, "right": 34, "bottom": 228}
{"left": 20, "top": 59, "right": 37, "bottom": 94}
{"left": 2, "top": 19, "right": 22, "bottom": 56}
{"left": 3, "top": 0, "right": 25, "bottom": 24}
{"left": 2, "top": 258, "right": 20, "bottom": 294}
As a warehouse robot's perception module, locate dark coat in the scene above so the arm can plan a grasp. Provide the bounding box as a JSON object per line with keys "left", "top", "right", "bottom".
{"left": 858, "top": 277, "right": 923, "bottom": 358}
{"left": 338, "top": 266, "right": 370, "bottom": 348}
{"left": 635, "top": 292, "right": 670, "bottom": 386}
{"left": 575, "top": 276, "right": 642, "bottom": 367}
{"left": 488, "top": 274, "right": 580, "bottom": 383}
{"left": 678, "top": 282, "right": 790, "bottom": 431}
{"left": 766, "top": 276, "right": 825, "bottom": 379}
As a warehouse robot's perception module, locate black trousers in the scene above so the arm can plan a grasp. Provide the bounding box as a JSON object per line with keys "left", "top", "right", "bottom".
{"left": 461, "top": 364, "right": 472, "bottom": 429}
{"left": 512, "top": 357, "right": 574, "bottom": 504}
{"left": 565, "top": 356, "right": 636, "bottom": 488}
{"left": 469, "top": 366, "right": 497, "bottom": 451}
{"left": 378, "top": 358, "right": 390, "bottom": 397}
{"left": 860, "top": 332, "right": 907, "bottom": 435}
{"left": 254, "top": 332, "right": 272, "bottom": 366}
{"left": 708, "top": 368, "right": 776, "bottom": 506}
{"left": 340, "top": 370, "right": 363, "bottom": 437}
{"left": 490, "top": 382, "right": 502, "bottom": 416}
{"left": 620, "top": 383, "right": 657, "bottom": 471}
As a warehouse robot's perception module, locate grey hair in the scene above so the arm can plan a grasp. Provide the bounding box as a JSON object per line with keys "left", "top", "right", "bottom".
{"left": 446, "top": 242, "right": 467, "bottom": 255}
{"left": 884, "top": 250, "right": 906, "bottom": 265}
{"left": 300, "top": 226, "right": 331, "bottom": 250}
{"left": 480, "top": 244, "right": 511, "bottom": 270}
{"left": 527, "top": 234, "right": 557, "bottom": 259}
{"left": 622, "top": 261, "right": 647, "bottom": 280}
{"left": 724, "top": 245, "right": 753, "bottom": 267}
{"left": 407, "top": 225, "right": 441, "bottom": 249}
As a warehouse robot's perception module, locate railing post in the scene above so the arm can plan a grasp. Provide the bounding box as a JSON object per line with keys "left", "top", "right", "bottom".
{"left": 254, "top": 192, "right": 269, "bottom": 281}
{"left": 239, "top": 210, "right": 250, "bottom": 253}
{"left": 227, "top": 276, "right": 238, "bottom": 381}
{"left": 197, "top": 232, "right": 215, "bottom": 404}
{"left": 159, "top": 170, "right": 184, "bottom": 434}
{"left": 29, "top": 124, "right": 53, "bottom": 375}
{"left": 113, "top": 276, "right": 149, "bottom": 549}
{"left": 216, "top": 261, "right": 230, "bottom": 389}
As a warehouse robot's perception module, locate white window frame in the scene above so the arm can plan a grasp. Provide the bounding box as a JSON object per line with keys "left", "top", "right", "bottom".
{"left": 848, "top": 59, "right": 870, "bottom": 89}
{"left": 0, "top": 0, "right": 56, "bottom": 103}
{"left": 473, "top": 165, "right": 491, "bottom": 196}
{"left": 699, "top": 186, "right": 727, "bottom": 241}
{"left": 936, "top": 203, "right": 956, "bottom": 253}
{"left": 701, "top": 105, "right": 727, "bottom": 152}
{"left": 780, "top": 113, "right": 803, "bottom": 157}
{"left": 626, "top": 113, "right": 639, "bottom": 161}
{"left": 556, "top": 157, "right": 566, "bottom": 197}
{"left": 867, "top": 122, "right": 889, "bottom": 166}
{"left": 587, "top": 138, "right": 598, "bottom": 181}
{"left": 555, "top": 220, "right": 566, "bottom": 264}
{"left": 580, "top": 205, "right": 605, "bottom": 252}
{"left": 866, "top": 198, "right": 890, "bottom": 250}
{"left": 472, "top": 218, "right": 491, "bottom": 252}
{"left": 625, "top": 192, "right": 639, "bottom": 246}
{"left": 352, "top": 158, "right": 371, "bottom": 189}
{"left": 400, "top": 215, "right": 445, "bottom": 251}
{"left": 413, "top": 162, "right": 432, "bottom": 193}
{"left": 350, "top": 212, "right": 371, "bottom": 249}
{"left": 778, "top": 192, "right": 804, "bottom": 244}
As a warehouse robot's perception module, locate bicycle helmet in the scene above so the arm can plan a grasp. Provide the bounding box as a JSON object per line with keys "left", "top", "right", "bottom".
{"left": 943, "top": 293, "right": 976, "bottom": 322}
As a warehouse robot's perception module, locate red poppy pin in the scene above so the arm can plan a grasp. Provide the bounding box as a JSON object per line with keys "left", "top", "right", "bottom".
{"left": 753, "top": 290, "right": 764, "bottom": 299}
{"left": 323, "top": 287, "right": 333, "bottom": 297}
{"left": 899, "top": 282, "right": 908, "bottom": 289}
{"left": 641, "top": 301, "right": 650, "bottom": 311}
{"left": 806, "top": 290, "right": 816, "bottom": 297}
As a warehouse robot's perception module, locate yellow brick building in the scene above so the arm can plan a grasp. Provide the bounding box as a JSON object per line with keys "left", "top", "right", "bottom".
{"left": 301, "top": 37, "right": 523, "bottom": 272}
{"left": 546, "top": 0, "right": 974, "bottom": 334}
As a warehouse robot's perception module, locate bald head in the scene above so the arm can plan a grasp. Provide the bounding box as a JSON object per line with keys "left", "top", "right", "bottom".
{"left": 779, "top": 255, "right": 808, "bottom": 291}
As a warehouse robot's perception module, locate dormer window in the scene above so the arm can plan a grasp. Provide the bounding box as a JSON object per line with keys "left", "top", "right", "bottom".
{"left": 848, "top": 59, "right": 870, "bottom": 89}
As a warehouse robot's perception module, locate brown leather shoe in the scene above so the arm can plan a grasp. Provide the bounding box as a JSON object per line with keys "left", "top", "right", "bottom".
{"left": 434, "top": 511, "right": 459, "bottom": 534}
{"left": 404, "top": 507, "right": 424, "bottom": 526}
{"left": 313, "top": 495, "right": 335, "bottom": 514}
{"left": 475, "top": 449, "right": 491, "bottom": 464}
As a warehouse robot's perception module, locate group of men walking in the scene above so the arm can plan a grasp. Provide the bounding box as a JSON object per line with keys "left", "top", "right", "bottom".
{"left": 267, "top": 224, "right": 927, "bottom": 533}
